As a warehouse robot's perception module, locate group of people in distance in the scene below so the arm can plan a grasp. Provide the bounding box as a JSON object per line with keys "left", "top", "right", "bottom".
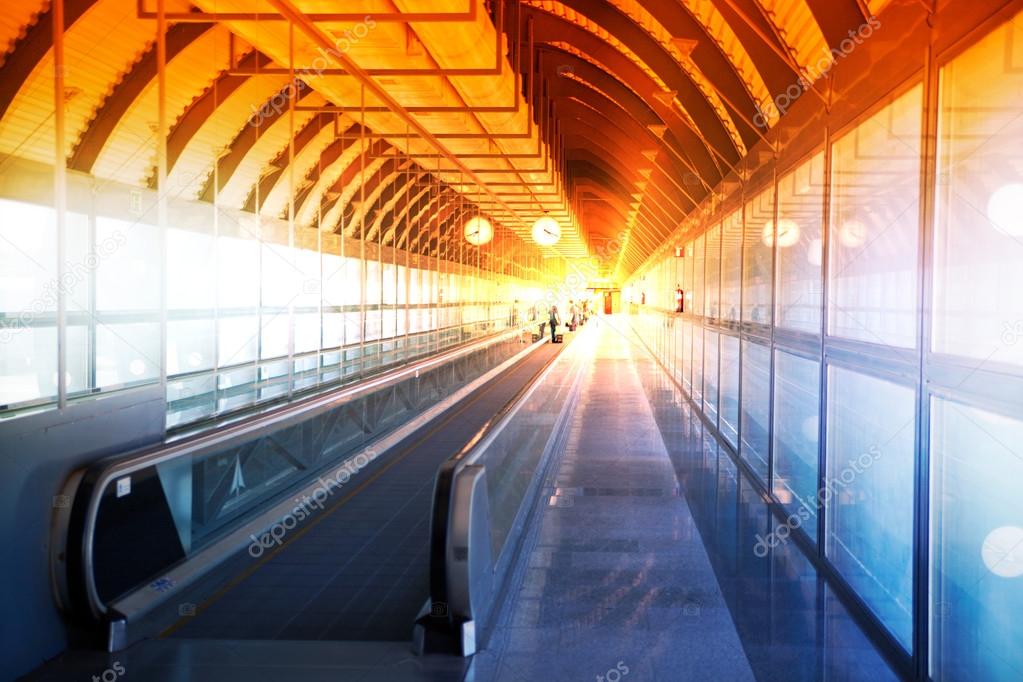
{"left": 510, "top": 298, "right": 592, "bottom": 344}
{"left": 540, "top": 299, "right": 588, "bottom": 343}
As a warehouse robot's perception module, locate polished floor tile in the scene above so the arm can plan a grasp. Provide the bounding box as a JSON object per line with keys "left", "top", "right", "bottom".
{"left": 475, "top": 326, "right": 757, "bottom": 682}
{"left": 475, "top": 320, "right": 902, "bottom": 682}
{"left": 25, "top": 321, "right": 902, "bottom": 682}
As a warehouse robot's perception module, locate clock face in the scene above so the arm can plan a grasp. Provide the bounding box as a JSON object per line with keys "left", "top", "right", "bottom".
{"left": 532, "top": 216, "right": 561, "bottom": 246}
{"left": 464, "top": 216, "right": 493, "bottom": 245}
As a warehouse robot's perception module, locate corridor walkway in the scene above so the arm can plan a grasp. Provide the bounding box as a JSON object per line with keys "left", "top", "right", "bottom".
{"left": 474, "top": 318, "right": 899, "bottom": 681}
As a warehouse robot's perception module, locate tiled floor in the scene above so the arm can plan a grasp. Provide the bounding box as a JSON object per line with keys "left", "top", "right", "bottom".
{"left": 472, "top": 319, "right": 902, "bottom": 682}
{"left": 24, "top": 320, "right": 902, "bottom": 682}
{"left": 474, "top": 326, "right": 757, "bottom": 682}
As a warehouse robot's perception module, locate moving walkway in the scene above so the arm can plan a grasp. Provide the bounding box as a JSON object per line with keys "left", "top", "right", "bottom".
{"left": 50, "top": 324, "right": 589, "bottom": 659}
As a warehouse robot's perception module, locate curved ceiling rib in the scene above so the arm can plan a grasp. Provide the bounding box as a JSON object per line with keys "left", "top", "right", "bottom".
{"left": 246, "top": 111, "right": 343, "bottom": 216}
{"left": 197, "top": 86, "right": 323, "bottom": 205}
{"left": 0, "top": 0, "right": 880, "bottom": 281}
{"left": 380, "top": 179, "right": 432, "bottom": 246}
{"left": 0, "top": 0, "right": 99, "bottom": 122}
{"left": 521, "top": 12, "right": 720, "bottom": 183}
{"left": 526, "top": 0, "right": 743, "bottom": 163}
{"left": 70, "top": 21, "right": 213, "bottom": 173}
{"left": 364, "top": 168, "right": 424, "bottom": 242}
{"left": 291, "top": 124, "right": 369, "bottom": 223}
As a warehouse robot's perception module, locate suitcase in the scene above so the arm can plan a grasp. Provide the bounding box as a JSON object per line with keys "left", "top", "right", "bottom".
{"left": 553, "top": 333, "right": 564, "bottom": 343}
{"left": 568, "top": 323, "right": 576, "bottom": 331}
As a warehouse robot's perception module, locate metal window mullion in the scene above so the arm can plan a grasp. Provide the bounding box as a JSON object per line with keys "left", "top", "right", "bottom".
{"left": 914, "top": 33, "right": 942, "bottom": 681}
{"left": 818, "top": 94, "right": 835, "bottom": 556}
{"left": 392, "top": 154, "right": 399, "bottom": 353}
{"left": 156, "top": 0, "right": 168, "bottom": 424}
{"left": 53, "top": 0, "right": 68, "bottom": 409}
{"left": 315, "top": 182, "right": 323, "bottom": 384}
{"left": 401, "top": 133, "right": 410, "bottom": 360}
{"left": 286, "top": 22, "right": 296, "bottom": 400}
{"left": 358, "top": 86, "right": 366, "bottom": 380}
{"left": 767, "top": 163, "right": 779, "bottom": 498}
{"left": 337, "top": 119, "right": 347, "bottom": 381}
{"left": 736, "top": 187, "right": 747, "bottom": 458}
{"left": 211, "top": 113, "right": 221, "bottom": 404}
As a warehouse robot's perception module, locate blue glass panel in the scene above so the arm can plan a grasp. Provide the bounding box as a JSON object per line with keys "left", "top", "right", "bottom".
{"left": 771, "top": 350, "right": 821, "bottom": 534}
{"left": 825, "top": 366, "right": 915, "bottom": 650}
{"left": 930, "top": 398, "right": 1023, "bottom": 681}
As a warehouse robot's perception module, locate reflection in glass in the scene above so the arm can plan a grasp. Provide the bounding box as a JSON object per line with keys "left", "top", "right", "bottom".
{"left": 692, "top": 325, "right": 704, "bottom": 404}
{"left": 0, "top": 200, "right": 58, "bottom": 405}
{"left": 692, "top": 234, "right": 705, "bottom": 317}
{"left": 932, "top": 14, "right": 1023, "bottom": 367}
{"left": 740, "top": 340, "right": 770, "bottom": 483}
{"left": 704, "top": 330, "right": 719, "bottom": 423}
{"left": 720, "top": 334, "right": 740, "bottom": 446}
{"left": 743, "top": 189, "right": 774, "bottom": 325}
{"left": 721, "top": 211, "right": 742, "bottom": 324}
{"left": 930, "top": 398, "right": 1023, "bottom": 681}
{"left": 826, "top": 366, "right": 915, "bottom": 649}
{"left": 772, "top": 350, "right": 821, "bottom": 527}
{"left": 706, "top": 224, "right": 721, "bottom": 320}
{"left": 829, "top": 85, "right": 922, "bottom": 348}
{"left": 776, "top": 153, "right": 824, "bottom": 333}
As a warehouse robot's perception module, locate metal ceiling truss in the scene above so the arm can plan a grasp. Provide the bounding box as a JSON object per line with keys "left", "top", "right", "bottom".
{"left": 0, "top": 0, "right": 884, "bottom": 281}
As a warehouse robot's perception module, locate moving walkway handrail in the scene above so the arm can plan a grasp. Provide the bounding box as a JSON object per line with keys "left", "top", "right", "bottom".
{"left": 53, "top": 327, "right": 529, "bottom": 631}
{"left": 419, "top": 326, "right": 588, "bottom": 655}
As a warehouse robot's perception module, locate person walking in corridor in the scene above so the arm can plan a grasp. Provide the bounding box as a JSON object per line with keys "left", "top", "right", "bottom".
{"left": 549, "top": 305, "right": 561, "bottom": 343}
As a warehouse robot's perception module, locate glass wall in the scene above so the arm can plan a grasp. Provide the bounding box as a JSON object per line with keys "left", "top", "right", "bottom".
{"left": 0, "top": 199, "right": 61, "bottom": 407}
{"left": 930, "top": 399, "right": 1023, "bottom": 681}
{"left": 825, "top": 366, "right": 915, "bottom": 649}
{"left": 703, "top": 329, "right": 719, "bottom": 423}
{"left": 0, "top": 170, "right": 543, "bottom": 429}
{"left": 692, "top": 234, "right": 705, "bottom": 317}
{"left": 771, "top": 350, "right": 821, "bottom": 526}
{"left": 932, "top": 13, "right": 1023, "bottom": 369}
{"left": 743, "top": 189, "right": 774, "bottom": 327}
{"left": 719, "top": 334, "right": 740, "bottom": 447}
{"left": 692, "top": 323, "right": 704, "bottom": 404}
{"left": 929, "top": 12, "right": 1023, "bottom": 681}
{"left": 740, "top": 340, "right": 771, "bottom": 484}
{"left": 721, "top": 210, "right": 742, "bottom": 326}
{"left": 829, "top": 86, "right": 922, "bottom": 349}
{"left": 621, "top": 12, "right": 1023, "bottom": 673}
{"left": 705, "top": 223, "right": 721, "bottom": 321}
{"left": 775, "top": 152, "right": 824, "bottom": 333}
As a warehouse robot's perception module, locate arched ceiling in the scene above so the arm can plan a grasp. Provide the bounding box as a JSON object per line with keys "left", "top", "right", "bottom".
{"left": 0, "top": 0, "right": 876, "bottom": 282}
